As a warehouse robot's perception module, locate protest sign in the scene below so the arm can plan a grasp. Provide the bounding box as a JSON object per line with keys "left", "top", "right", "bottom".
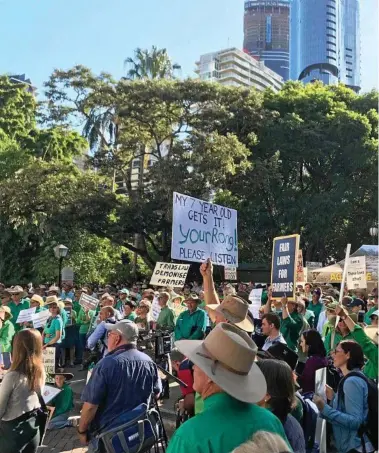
{"left": 16, "top": 306, "right": 36, "bottom": 323}
{"left": 296, "top": 249, "right": 304, "bottom": 282}
{"left": 150, "top": 262, "right": 190, "bottom": 287}
{"left": 64, "top": 307, "right": 73, "bottom": 326}
{"left": 79, "top": 293, "right": 99, "bottom": 312}
{"left": 271, "top": 234, "right": 300, "bottom": 300}
{"left": 306, "top": 261, "right": 322, "bottom": 272}
{"left": 32, "top": 310, "right": 51, "bottom": 329}
{"left": 171, "top": 300, "right": 187, "bottom": 318}
{"left": 314, "top": 367, "right": 327, "bottom": 453}
{"left": 347, "top": 256, "right": 367, "bottom": 289}
{"left": 171, "top": 192, "right": 238, "bottom": 266}
{"left": 62, "top": 267, "right": 74, "bottom": 286}
{"left": 248, "top": 288, "right": 263, "bottom": 319}
{"left": 224, "top": 266, "right": 237, "bottom": 281}
{"left": 151, "top": 296, "right": 161, "bottom": 322}
{"left": 42, "top": 385, "right": 61, "bottom": 404}
{"left": 43, "top": 347, "right": 55, "bottom": 384}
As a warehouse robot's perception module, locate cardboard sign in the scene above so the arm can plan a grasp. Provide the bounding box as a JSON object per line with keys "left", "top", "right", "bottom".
{"left": 296, "top": 249, "right": 304, "bottom": 282}
{"left": 42, "top": 385, "right": 61, "bottom": 404}
{"left": 171, "top": 192, "right": 238, "bottom": 266}
{"left": 271, "top": 234, "right": 300, "bottom": 300}
{"left": 16, "top": 307, "right": 36, "bottom": 323}
{"left": 79, "top": 293, "right": 99, "bottom": 312}
{"left": 248, "top": 288, "right": 263, "bottom": 319}
{"left": 224, "top": 266, "right": 237, "bottom": 281}
{"left": 32, "top": 310, "right": 51, "bottom": 329}
{"left": 150, "top": 262, "right": 190, "bottom": 287}
{"left": 347, "top": 256, "right": 367, "bottom": 289}
{"left": 43, "top": 347, "right": 56, "bottom": 384}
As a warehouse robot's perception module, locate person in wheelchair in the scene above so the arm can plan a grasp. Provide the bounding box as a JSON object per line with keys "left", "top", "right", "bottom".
{"left": 170, "top": 348, "right": 195, "bottom": 417}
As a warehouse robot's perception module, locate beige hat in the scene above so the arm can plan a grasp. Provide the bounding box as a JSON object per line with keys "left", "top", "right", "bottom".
{"left": 0, "top": 305, "right": 13, "bottom": 319}
{"left": 206, "top": 296, "right": 254, "bottom": 333}
{"left": 8, "top": 285, "right": 24, "bottom": 294}
{"left": 175, "top": 323, "right": 266, "bottom": 404}
{"left": 45, "top": 295, "right": 59, "bottom": 305}
{"left": 48, "top": 285, "right": 60, "bottom": 293}
{"left": 30, "top": 294, "right": 44, "bottom": 306}
{"left": 364, "top": 325, "right": 378, "bottom": 345}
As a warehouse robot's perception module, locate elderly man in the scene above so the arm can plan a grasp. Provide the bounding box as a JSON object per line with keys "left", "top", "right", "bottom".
{"left": 156, "top": 292, "right": 175, "bottom": 330}
{"left": 78, "top": 320, "right": 161, "bottom": 450}
{"left": 167, "top": 323, "right": 288, "bottom": 453}
{"left": 8, "top": 285, "right": 30, "bottom": 332}
{"left": 174, "top": 295, "right": 207, "bottom": 341}
{"left": 87, "top": 306, "right": 116, "bottom": 357}
{"left": 101, "top": 295, "right": 123, "bottom": 321}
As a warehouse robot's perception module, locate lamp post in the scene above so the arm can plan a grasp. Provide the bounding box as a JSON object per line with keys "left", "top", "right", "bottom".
{"left": 369, "top": 227, "right": 378, "bottom": 245}
{"left": 54, "top": 244, "right": 69, "bottom": 288}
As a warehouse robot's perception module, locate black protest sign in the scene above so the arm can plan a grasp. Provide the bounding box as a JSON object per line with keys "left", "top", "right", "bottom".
{"left": 271, "top": 234, "right": 300, "bottom": 300}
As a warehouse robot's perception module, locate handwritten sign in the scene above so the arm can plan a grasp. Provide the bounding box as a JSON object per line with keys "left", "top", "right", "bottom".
{"left": 42, "top": 385, "right": 61, "bottom": 404}
{"left": 296, "top": 249, "right": 304, "bottom": 282}
{"left": 43, "top": 347, "right": 56, "bottom": 384}
{"left": 171, "top": 300, "right": 187, "bottom": 318}
{"left": 32, "top": 310, "right": 51, "bottom": 329}
{"left": 171, "top": 192, "right": 238, "bottom": 266}
{"left": 347, "top": 256, "right": 367, "bottom": 289}
{"left": 224, "top": 266, "right": 237, "bottom": 281}
{"left": 16, "top": 307, "right": 36, "bottom": 323}
{"left": 271, "top": 235, "right": 300, "bottom": 300}
{"left": 248, "top": 288, "right": 263, "bottom": 319}
{"left": 150, "top": 262, "right": 190, "bottom": 287}
{"left": 306, "top": 261, "right": 322, "bottom": 272}
{"left": 151, "top": 296, "right": 161, "bottom": 322}
{"left": 79, "top": 293, "right": 99, "bottom": 312}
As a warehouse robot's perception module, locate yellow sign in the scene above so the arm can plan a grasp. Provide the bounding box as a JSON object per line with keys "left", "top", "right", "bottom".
{"left": 330, "top": 272, "right": 372, "bottom": 282}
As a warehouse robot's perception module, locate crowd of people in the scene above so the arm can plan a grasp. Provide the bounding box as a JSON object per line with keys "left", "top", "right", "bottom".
{"left": 0, "top": 259, "right": 377, "bottom": 453}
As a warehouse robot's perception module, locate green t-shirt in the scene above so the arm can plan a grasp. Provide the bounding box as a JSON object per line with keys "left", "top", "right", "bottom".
{"left": 157, "top": 306, "right": 175, "bottom": 330}
{"left": 0, "top": 319, "right": 15, "bottom": 352}
{"left": 324, "top": 330, "right": 355, "bottom": 355}
{"left": 43, "top": 316, "right": 64, "bottom": 344}
{"left": 280, "top": 311, "right": 304, "bottom": 352}
{"left": 77, "top": 308, "right": 95, "bottom": 334}
{"left": 126, "top": 311, "right": 137, "bottom": 322}
{"left": 350, "top": 324, "right": 378, "bottom": 380}
{"left": 167, "top": 392, "right": 290, "bottom": 453}
{"left": 51, "top": 383, "right": 74, "bottom": 417}
{"left": 307, "top": 301, "right": 323, "bottom": 327}
{"left": 73, "top": 300, "right": 81, "bottom": 316}
{"left": 174, "top": 308, "right": 207, "bottom": 341}
{"left": 9, "top": 299, "right": 30, "bottom": 332}
{"left": 195, "top": 392, "right": 204, "bottom": 415}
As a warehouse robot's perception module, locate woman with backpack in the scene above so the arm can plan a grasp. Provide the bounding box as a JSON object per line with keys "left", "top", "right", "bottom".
{"left": 313, "top": 340, "right": 376, "bottom": 453}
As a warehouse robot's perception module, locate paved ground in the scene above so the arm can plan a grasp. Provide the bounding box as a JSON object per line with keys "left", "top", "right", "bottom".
{"left": 38, "top": 365, "right": 179, "bottom": 453}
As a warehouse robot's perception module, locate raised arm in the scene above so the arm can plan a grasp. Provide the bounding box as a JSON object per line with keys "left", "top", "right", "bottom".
{"left": 200, "top": 258, "right": 220, "bottom": 307}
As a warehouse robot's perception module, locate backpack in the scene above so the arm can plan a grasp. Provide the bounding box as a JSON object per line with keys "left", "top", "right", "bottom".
{"left": 296, "top": 392, "right": 319, "bottom": 453}
{"left": 338, "top": 372, "right": 378, "bottom": 452}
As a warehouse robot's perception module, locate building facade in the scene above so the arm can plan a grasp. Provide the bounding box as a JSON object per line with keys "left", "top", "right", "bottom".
{"left": 195, "top": 47, "right": 284, "bottom": 92}
{"left": 290, "top": 0, "right": 361, "bottom": 92}
{"left": 243, "top": 0, "right": 290, "bottom": 80}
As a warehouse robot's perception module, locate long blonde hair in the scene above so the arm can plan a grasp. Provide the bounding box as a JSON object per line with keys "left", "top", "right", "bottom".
{"left": 10, "top": 329, "right": 44, "bottom": 391}
{"left": 233, "top": 431, "right": 290, "bottom": 453}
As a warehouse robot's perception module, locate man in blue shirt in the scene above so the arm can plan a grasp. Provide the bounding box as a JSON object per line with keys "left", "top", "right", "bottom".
{"left": 86, "top": 306, "right": 116, "bottom": 357}
{"left": 78, "top": 319, "right": 162, "bottom": 449}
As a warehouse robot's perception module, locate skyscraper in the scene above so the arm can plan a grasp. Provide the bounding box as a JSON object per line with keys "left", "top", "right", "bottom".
{"left": 290, "top": 0, "right": 361, "bottom": 92}
{"left": 243, "top": 0, "right": 291, "bottom": 80}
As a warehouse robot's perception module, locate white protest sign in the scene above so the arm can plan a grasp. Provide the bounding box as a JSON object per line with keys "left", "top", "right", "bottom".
{"left": 248, "top": 288, "right": 263, "bottom": 319}
{"left": 314, "top": 367, "right": 327, "bottom": 453}
{"left": 347, "top": 256, "right": 367, "bottom": 289}
{"left": 42, "top": 385, "right": 61, "bottom": 404}
{"left": 224, "top": 266, "right": 237, "bottom": 281}
{"left": 62, "top": 267, "right": 74, "bottom": 284}
{"left": 150, "top": 262, "right": 190, "bottom": 287}
{"left": 43, "top": 347, "right": 56, "bottom": 384}
{"left": 171, "top": 192, "right": 238, "bottom": 266}
{"left": 151, "top": 296, "right": 161, "bottom": 322}
{"left": 32, "top": 310, "right": 51, "bottom": 329}
{"left": 79, "top": 293, "right": 99, "bottom": 312}
{"left": 16, "top": 307, "right": 36, "bottom": 323}
{"left": 306, "top": 261, "right": 322, "bottom": 272}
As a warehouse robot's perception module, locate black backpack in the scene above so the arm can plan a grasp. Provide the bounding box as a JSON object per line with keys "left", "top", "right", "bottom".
{"left": 338, "top": 372, "right": 378, "bottom": 452}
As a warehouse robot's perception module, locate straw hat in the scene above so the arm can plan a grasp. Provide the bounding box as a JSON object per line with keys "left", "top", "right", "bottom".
{"left": 0, "top": 305, "right": 13, "bottom": 319}
{"left": 30, "top": 294, "right": 44, "bottom": 306}
{"left": 48, "top": 285, "right": 60, "bottom": 294}
{"left": 45, "top": 295, "right": 59, "bottom": 305}
{"left": 8, "top": 285, "right": 24, "bottom": 294}
{"left": 206, "top": 296, "right": 254, "bottom": 333}
{"left": 364, "top": 326, "right": 378, "bottom": 345}
{"left": 175, "top": 323, "right": 266, "bottom": 404}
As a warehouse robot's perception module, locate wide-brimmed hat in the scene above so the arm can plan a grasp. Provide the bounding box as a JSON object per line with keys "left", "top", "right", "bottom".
{"left": 30, "top": 294, "right": 44, "bottom": 306}
{"left": 48, "top": 285, "right": 60, "bottom": 293}
{"left": 257, "top": 343, "right": 298, "bottom": 371}
{"left": 119, "top": 288, "right": 129, "bottom": 295}
{"left": 184, "top": 294, "right": 200, "bottom": 303}
{"left": 206, "top": 296, "right": 254, "bottom": 333}
{"left": 0, "top": 305, "right": 13, "bottom": 319}
{"left": 50, "top": 372, "right": 74, "bottom": 381}
{"left": 364, "top": 326, "right": 378, "bottom": 345}
{"left": 171, "top": 294, "right": 184, "bottom": 304}
{"left": 45, "top": 295, "right": 59, "bottom": 305}
{"left": 175, "top": 323, "right": 266, "bottom": 404}
{"left": 8, "top": 285, "right": 24, "bottom": 294}
{"left": 63, "top": 298, "right": 73, "bottom": 305}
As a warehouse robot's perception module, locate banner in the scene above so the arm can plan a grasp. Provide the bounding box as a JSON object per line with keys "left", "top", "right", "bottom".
{"left": 296, "top": 249, "right": 304, "bottom": 282}
{"left": 224, "top": 266, "right": 237, "bottom": 281}
{"left": 43, "top": 347, "right": 56, "bottom": 384}
{"left": 271, "top": 234, "right": 300, "bottom": 300}
{"left": 306, "top": 261, "right": 322, "bottom": 272}
{"left": 150, "top": 262, "right": 190, "bottom": 287}
{"left": 171, "top": 192, "right": 238, "bottom": 266}
{"left": 248, "top": 288, "right": 263, "bottom": 319}
{"left": 16, "top": 307, "right": 36, "bottom": 323}
{"left": 32, "top": 310, "right": 51, "bottom": 329}
{"left": 347, "top": 256, "right": 367, "bottom": 289}
{"left": 79, "top": 293, "right": 99, "bottom": 312}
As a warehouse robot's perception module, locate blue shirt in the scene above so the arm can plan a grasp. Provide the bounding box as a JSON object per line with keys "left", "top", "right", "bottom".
{"left": 86, "top": 317, "right": 116, "bottom": 354}
{"left": 321, "top": 371, "right": 373, "bottom": 453}
{"left": 82, "top": 344, "right": 162, "bottom": 432}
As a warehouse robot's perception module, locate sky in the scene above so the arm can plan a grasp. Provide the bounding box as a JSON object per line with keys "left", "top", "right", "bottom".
{"left": 0, "top": 0, "right": 377, "bottom": 95}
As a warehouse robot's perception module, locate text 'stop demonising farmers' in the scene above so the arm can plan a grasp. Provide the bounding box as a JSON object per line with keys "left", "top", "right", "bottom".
{"left": 171, "top": 192, "right": 238, "bottom": 266}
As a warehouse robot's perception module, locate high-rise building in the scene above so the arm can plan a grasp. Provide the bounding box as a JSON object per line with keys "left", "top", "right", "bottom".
{"left": 290, "top": 0, "right": 361, "bottom": 92}
{"left": 195, "top": 47, "right": 284, "bottom": 92}
{"left": 243, "top": 0, "right": 290, "bottom": 80}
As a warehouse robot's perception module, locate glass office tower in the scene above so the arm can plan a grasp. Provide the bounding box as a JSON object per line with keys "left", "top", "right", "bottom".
{"left": 290, "top": 0, "right": 361, "bottom": 92}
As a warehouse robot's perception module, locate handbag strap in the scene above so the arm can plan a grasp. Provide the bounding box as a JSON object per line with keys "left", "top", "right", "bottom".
{"left": 36, "top": 389, "right": 48, "bottom": 411}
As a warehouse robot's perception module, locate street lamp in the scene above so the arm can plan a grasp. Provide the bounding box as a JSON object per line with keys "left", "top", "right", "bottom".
{"left": 54, "top": 244, "right": 69, "bottom": 288}
{"left": 369, "top": 227, "right": 378, "bottom": 245}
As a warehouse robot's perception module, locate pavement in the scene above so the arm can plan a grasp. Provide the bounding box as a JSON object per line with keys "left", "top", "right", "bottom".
{"left": 38, "top": 365, "right": 180, "bottom": 453}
